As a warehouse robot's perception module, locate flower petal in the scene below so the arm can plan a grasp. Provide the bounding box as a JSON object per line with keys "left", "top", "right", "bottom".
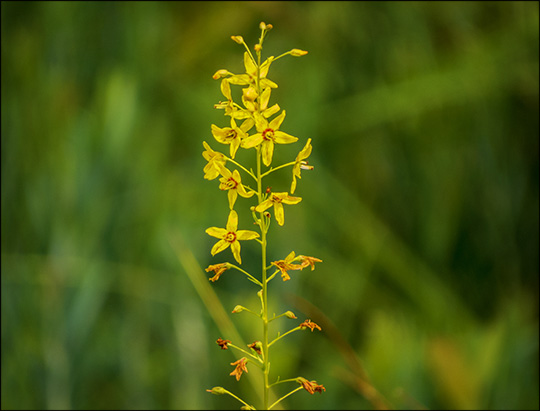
{"left": 231, "top": 240, "right": 242, "bottom": 264}
{"left": 274, "top": 203, "right": 285, "bottom": 226}
{"left": 262, "top": 103, "right": 280, "bottom": 118}
{"left": 254, "top": 198, "right": 273, "bottom": 213}
{"left": 241, "top": 133, "right": 263, "bottom": 149}
{"left": 269, "top": 110, "right": 286, "bottom": 130}
{"left": 226, "top": 210, "right": 238, "bottom": 232}
{"left": 236, "top": 230, "right": 260, "bottom": 240}
{"left": 262, "top": 140, "right": 274, "bottom": 166}
{"left": 220, "top": 79, "right": 232, "bottom": 100}
{"left": 282, "top": 195, "right": 302, "bottom": 205}
{"left": 298, "top": 138, "right": 312, "bottom": 160}
{"left": 259, "top": 88, "right": 271, "bottom": 111}
{"left": 211, "top": 239, "right": 230, "bottom": 256}
{"left": 230, "top": 136, "right": 240, "bottom": 158}
{"left": 206, "top": 227, "right": 228, "bottom": 238}
{"left": 274, "top": 130, "right": 298, "bottom": 145}
{"left": 244, "top": 52, "right": 257, "bottom": 77}
{"left": 227, "top": 189, "right": 237, "bottom": 210}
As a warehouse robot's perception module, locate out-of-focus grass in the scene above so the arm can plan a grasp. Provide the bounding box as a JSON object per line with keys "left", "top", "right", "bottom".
{"left": 1, "top": 1, "right": 538, "bottom": 410}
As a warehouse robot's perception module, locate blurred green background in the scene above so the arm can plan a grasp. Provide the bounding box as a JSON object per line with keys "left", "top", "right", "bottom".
{"left": 1, "top": 1, "right": 538, "bottom": 410}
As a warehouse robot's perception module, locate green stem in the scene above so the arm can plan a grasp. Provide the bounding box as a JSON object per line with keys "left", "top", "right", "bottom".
{"left": 268, "top": 326, "right": 301, "bottom": 348}
{"left": 228, "top": 343, "right": 263, "bottom": 364}
{"left": 228, "top": 264, "right": 263, "bottom": 287}
{"left": 268, "top": 378, "right": 298, "bottom": 388}
{"left": 268, "top": 387, "right": 303, "bottom": 410}
{"left": 221, "top": 388, "right": 256, "bottom": 409}
{"left": 266, "top": 269, "right": 280, "bottom": 283}
{"left": 225, "top": 156, "right": 257, "bottom": 182}
{"left": 260, "top": 161, "right": 296, "bottom": 178}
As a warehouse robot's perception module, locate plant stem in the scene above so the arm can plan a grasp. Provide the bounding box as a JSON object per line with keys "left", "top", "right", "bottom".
{"left": 268, "top": 387, "right": 303, "bottom": 410}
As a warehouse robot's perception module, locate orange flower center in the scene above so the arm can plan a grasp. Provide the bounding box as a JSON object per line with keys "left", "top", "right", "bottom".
{"left": 262, "top": 128, "right": 275, "bottom": 141}
{"left": 225, "top": 232, "right": 236, "bottom": 242}
{"left": 271, "top": 194, "right": 282, "bottom": 203}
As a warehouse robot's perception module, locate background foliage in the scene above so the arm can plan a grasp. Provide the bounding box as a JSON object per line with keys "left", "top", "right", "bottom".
{"left": 2, "top": 1, "right": 538, "bottom": 410}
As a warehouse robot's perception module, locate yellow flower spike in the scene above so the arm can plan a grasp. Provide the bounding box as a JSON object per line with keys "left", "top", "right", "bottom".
{"left": 202, "top": 141, "right": 226, "bottom": 180}
{"left": 206, "top": 210, "right": 260, "bottom": 264}
{"left": 218, "top": 167, "right": 255, "bottom": 209}
{"left": 254, "top": 192, "right": 302, "bottom": 226}
{"left": 241, "top": 111, "right": 298, "bottom": 166}
{"left": 211, "top": 117, "right": 252, "bottom": 158}
{"left": 291, "top": 138, "right": 313, "bottom": 193}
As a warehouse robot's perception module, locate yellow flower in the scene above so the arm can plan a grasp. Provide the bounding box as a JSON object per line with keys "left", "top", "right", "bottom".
{"left": 291, "top": 138, "right": 313, "bottom": 193}
{"left": 271, "top": 251, "right": 303, "bottom": 281}
{"left": 202, "top": 141, "right": 226, "bottom": 180}
{"left": 211, "top": 117, "right": 253, "bottom": 158}
{"left": 241, "top": 111, "right": 298, "bottom": 166}
{"left": 218, "top": 167, "right": 254, "bottom": 209}
{"left": 254, "top": 192, "right": 301, "bottom": 226}
{"left": 206, "top": 210, "right": 260, "bottom": 264}
{"left": 229, "top": 357, "right": 249, "bottom": 381}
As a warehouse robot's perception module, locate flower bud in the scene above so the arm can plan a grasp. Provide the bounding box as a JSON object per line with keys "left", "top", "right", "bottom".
{"left": 285, "top": 311, "right": 297, "bottom": 319}
{"left": 259, "top": 22, "right": 267, "bottom": 30}
{"left": 290, "top": 49, "right": 308, "bottom": 57}
{"left": 206, "top": 386, "right": 227, "bottom": 395}
{"left": 212, "top": 69, "right": 230, "bottom": 80}
{"left": 232, "top": 305, "right": 246, "bottom": 313}
{"left": 231, "top": 35, "right": 244, "bottom": 44}
{"left": 254, "top": 44, "right": 262, "bottom": 52}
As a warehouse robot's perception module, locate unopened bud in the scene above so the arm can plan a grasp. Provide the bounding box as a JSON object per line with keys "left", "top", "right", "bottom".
{"left": 290, "top": 49, "right": 308, "bottom": 57}
{"left": 231, "top": 35, "right": 244, "bottom": 44}
{"left": 212, "top": 69, "right": 230, "bottom": 80}
{"left": 254, "top": 44, "right": 262, "bottom": 52}
{"left": 206, "top": 386, "right": 227, "bottom": 395}
{"left": 232, "top": 305, "right": 246, "bottom": 313}
{"left": 285, "top": 311, "right": 297, "bottom": 319}
{"left": 259, "top": 22, "right": 267, "bottom": 30}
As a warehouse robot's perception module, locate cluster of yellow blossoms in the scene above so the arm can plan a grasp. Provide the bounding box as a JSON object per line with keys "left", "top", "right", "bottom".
{"left": 202, "top": 22, "right": 324, "bottom": 410}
